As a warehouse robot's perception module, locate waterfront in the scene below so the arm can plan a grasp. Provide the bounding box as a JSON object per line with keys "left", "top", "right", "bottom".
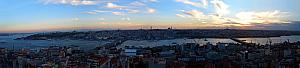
{"left": 119, "top": 38, "right": 236, "bottom": 48}
{"left": 238, "top": 35, "right": 300, "bottom": 44}
{"left": 2, "top": 34, "right": 300, "bottom": 68}
{"left": 1, "top": 34, "right": 300, "bottom": 50}
{"left": 0, "top": 34, "right": 109, "bottom": 50}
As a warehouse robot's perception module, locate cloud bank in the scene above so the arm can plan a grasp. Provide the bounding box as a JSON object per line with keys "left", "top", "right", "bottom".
{"left": 38, "top": 0, "right": 293, "bottom": 30}
{"left": 176, "top": 0, "right": 291, "bottom": 28}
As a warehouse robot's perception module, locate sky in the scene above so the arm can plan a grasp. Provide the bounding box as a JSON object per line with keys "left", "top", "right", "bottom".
{"left": 0, "top": 0, "right": 300, "bottom": 32}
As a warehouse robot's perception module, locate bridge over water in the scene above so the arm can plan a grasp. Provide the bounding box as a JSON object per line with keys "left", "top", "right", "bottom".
{"left": 230, "top": 38, "right": 254, "bottom": 45}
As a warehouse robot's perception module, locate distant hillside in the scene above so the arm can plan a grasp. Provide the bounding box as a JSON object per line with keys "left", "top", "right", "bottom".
{"left": 0, "top": 33, "right": 10, "bottom": 36}
{"left": 15, "top": 29, "right": 300, "bottom": 40}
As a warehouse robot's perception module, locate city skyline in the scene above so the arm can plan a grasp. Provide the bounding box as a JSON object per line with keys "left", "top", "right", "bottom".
{"left": 1, "top": 0, "right": 300, "bottom": 33}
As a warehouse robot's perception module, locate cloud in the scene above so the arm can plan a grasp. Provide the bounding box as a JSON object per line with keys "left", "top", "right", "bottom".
{"left": 83, "top": 8, "right": 140, "bottom": 16}
{"left": 176, "top": 0, "right": 291, "bottom": 27}
{"left": 202, "top": 0, "right": 208, "bottom": 8}
{"left": 125, "top": 9, "right": 140, "bottom": 13}
{"left": 182, "top": 10, "right": 205, "bottom": 18}
{"left": 148, "top": 0, "right": 159, "bottom": 2}
{"left": 147, "top": 8, "right": 156, "bottom": 13}
{"left": 121, "top": 17, "right": 131, "bottom": 21}
{"left": 211, "top": 0, "right": 230, "bottom": 16}
{"left": 78, "top": 0, "right": 158, "bottom": 17}
{"left": 235, "top": 10, "right": 290, "bottom": 24}
{"left": 128, "top": 1, "right": 159, "bottom": 14}
{"left": 82, "top": 11, "right": 97, "bottom": 15}
{"left": 82, "top": 10, "right": 112, "bottom": 15}
{"left": 176, "top": 14, "right": 186, "bottom": 18}
{"left": 112, "top": 12, "right": 125, "bottom": 16}
{"left": 176, "top": 0, "right": 230, "bottom": 18}
{"left": 130, "top": 1, "right": 147, "bottom": 7}
{"left": 106, "top": 3, "right": 127, "bottom": 9}
{"left": 176, "top": 0, "right": 208, "bottom": 8}
{"left": 41, "top": 0, "right": 99, "bottom": 5}
{"left": 80, "top": 0, "right": 97, "bottom": 5}
{"left": 93, "top": 10, "right": 111, "bottom": 13}
{"left": 178, "top": 10, "right": 218, "bottom": 23}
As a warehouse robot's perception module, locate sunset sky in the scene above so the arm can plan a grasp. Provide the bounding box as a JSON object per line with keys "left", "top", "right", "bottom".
{"left": 1, "top": 0, "right": 300, "bottom": 32}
